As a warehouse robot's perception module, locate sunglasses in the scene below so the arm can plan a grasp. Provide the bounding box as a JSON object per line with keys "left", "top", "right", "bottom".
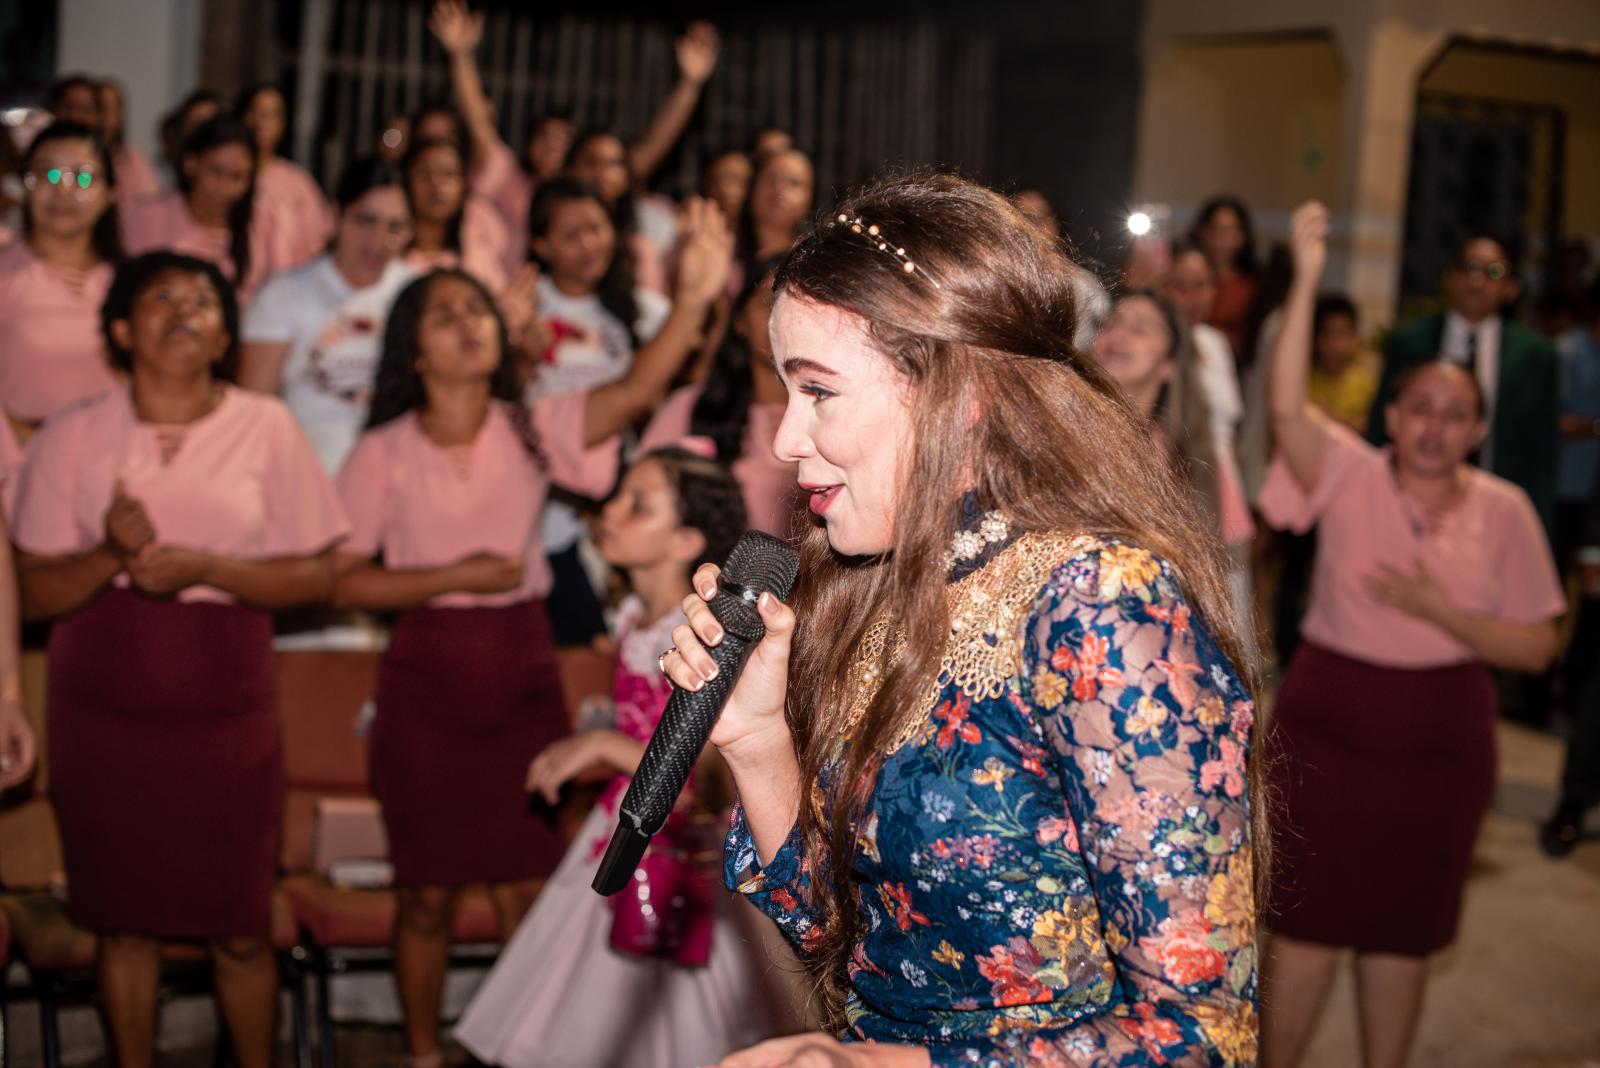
{"left": 23, "top": 167, "right": 98, "bottom": 193}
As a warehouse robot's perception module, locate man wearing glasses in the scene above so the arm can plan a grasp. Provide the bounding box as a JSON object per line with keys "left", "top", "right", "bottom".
{"left": 1368, "top": 235, "right": 1560, "bottom": 534}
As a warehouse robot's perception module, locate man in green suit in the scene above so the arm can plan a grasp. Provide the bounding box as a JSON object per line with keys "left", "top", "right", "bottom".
{"left": 1367, "top": 236, "right": 1560, "bottom": 536}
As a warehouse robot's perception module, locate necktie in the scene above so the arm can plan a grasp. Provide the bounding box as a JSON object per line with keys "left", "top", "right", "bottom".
{"left": 1464, "top": 327, "right": 1479, "bottom": 381}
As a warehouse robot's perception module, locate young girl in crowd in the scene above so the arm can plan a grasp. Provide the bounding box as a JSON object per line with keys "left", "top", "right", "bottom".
{"left": 565, "top": 129, "right": 671, "bottom": 294}
{"left": 236, "top": 82, "right": 332, "bottom": 265}
{"left": 1259, "top": 202, "right": 1563, "bottom": 1068}
{"left": 0, "top": 122, "right": 120, "bottom": 435}
{"left": 1092, "top": 289, "right": 1256, "bottom": 625}
{"left": 240, "top": 157, "right": 416, "bottom": 474}
{"left": 641, "top": 259, "right": 800, "bottom": 536}
{"left": 525, "top": 176, "right": 675, "bottom": 646}
{"left": 123, "top": 115, "right": 303, "bottom": 307}
{"left": 456, "top": 445, "right": 777, "bottom": 1068}
{"left": 400, "top": 135, "right": 511, "bottom": 293}
{"left": 9, "top": 251, "right": 347, "bottom": 1068}
{"left": 329, "top": 200, "right": 728, "bottom": 1067}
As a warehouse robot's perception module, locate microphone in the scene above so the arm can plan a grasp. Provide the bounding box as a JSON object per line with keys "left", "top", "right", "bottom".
{"left": 592, "top": 530, "right": 799, "bottom": 897}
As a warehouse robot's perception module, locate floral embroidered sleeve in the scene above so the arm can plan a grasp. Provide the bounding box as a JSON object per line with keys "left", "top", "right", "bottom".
{"left": 724, "top": 807, "right": 825, "bottom": 948}
{"left": 937, "top": 548, "right": 1258, "bottom": 1066}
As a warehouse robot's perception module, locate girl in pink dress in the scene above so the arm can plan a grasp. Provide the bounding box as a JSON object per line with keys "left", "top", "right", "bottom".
{"left": 237, "top": 83, "right": 333, "bottom": 266}
{"left": 457, "top": 444, "right": 779, "bottom": 1068}
{"left": 8, "top": 251, "right": 348, "bottom": 1068}
{"left": 122, "top": 116, "right": 300, "bottom": 308}
{"left": 0, "top": 122, "right": 120, "bottom": 433}
{"left": 332, "top": 198, "right": 729, "bottom": 1068}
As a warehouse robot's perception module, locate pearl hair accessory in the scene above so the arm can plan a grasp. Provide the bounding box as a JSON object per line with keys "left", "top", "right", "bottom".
{"left": 834, "top": 213, "right": 942, "bottom": 289}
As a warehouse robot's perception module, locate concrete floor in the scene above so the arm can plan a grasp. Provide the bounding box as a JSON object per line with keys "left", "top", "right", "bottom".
{"left": 5, "top": 721, "right": 1598, "bottom": 1067}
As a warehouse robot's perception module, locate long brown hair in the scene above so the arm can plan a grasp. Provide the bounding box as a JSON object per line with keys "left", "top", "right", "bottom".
{"left": 773, "top": 172, "right": 1264, "bottom": 1028}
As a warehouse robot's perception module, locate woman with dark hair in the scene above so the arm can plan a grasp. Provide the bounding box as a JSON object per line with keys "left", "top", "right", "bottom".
{"left": 1092, "top": 289, "right": 1255, "bottom": 597}
{"left": 0, "top": 122, "right": 121, "bottom": 434}
{"left": 330, "top": 198, "right": 729, "bottom": 1067}
{"left": 704, "top": 149, "right": 753, "bottom": 225}
{"left": 159, "top": 89, "right": 223, "bottom": 176}
{"left": 236, "top": 82, "right": 332, "bottom": 264}
{"left": 400, "top": 135, "right": 512, "bottom": 293}
{"left": 659, "top": 172, "right": 1259, "bottom": 1066}
{"left": 1258, "top": 203, "right": 1562, "bottom": 1068}
{"left": 736, "top": 146, "right": 814, "bottom": 277}
{"left": 564, "top": 128, "right": 674, "bottom": 295}
{"left": 97, "top": 78, "right": 162, "bottom": 202}
{"left": 10, "top": 250, "right": 347, "bottom": 1068}
{"left": 124, "top": 115, "right": 301, "bottom": 307}
{"left": 526, "top": 176, "right": 700, "bottom": 646}
{"left": 1189, "top": 194, "right": 1258, "bottom": 354}
{"left": 240, "top": 156, "right": 416, "bottom": 473}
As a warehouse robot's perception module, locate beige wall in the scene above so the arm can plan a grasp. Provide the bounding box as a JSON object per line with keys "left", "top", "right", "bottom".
{"left": 1422, "top": 43, "right": 1600, "bottom": 238}
{"left": 1134, "top": 35, "right": 1346, "bottom": 242}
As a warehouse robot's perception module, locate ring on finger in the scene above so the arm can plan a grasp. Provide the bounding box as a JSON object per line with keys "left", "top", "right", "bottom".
{"left": 656, "top": 646, "right": 678, "bottom": 677}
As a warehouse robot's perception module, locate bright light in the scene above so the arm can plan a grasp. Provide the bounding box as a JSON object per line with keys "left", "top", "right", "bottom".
{"left": 1127, "top": 211, "right": 1152, "bottom": 237}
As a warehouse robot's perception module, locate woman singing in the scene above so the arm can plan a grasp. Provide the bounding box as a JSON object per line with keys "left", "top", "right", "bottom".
{"left": 662, "top": 173, "right": 1262, "bottom": 1067}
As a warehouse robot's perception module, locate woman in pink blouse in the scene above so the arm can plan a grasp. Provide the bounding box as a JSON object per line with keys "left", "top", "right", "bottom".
{"left": 331, "top": 198, "right": 728, "bottom": 1067}
{"left": 237, "top": 83, "right": 333, "bottom": 266}
{"left": 1259, "top": 204, "right": 1564, "bottom": 1068}
{"left": 0, "top": 122, "right": 120, "bottom": 435}
{"left": 400, "top": 136, "right": 511, "bottom": 295}
{"left": 9, "top": 252, "right": 348, "bottom": 1068}
{"left": 122, "top": 116, "right": 300, "bottom": 308}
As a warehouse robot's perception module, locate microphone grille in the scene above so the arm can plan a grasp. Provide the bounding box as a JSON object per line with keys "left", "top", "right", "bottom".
{"left": 713, "top": 531, "right": 800, "bottom": 639}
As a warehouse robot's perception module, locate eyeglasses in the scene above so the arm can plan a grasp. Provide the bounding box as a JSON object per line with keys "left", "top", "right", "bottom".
{"left": 23, "top": 167, "right": 98, "bottom": 193}
{"left": 1455, "top": 259, "right": 1508, "bottom": 281}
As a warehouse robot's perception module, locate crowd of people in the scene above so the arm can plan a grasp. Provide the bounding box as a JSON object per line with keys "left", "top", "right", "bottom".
{"left": 0, "top": 1, "right": 1596, "bottom": 1065}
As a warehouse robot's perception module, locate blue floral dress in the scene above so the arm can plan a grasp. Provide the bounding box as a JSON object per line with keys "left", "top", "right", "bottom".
{"left": 724, "top": 520, "right": 1259, "bottom": 1066}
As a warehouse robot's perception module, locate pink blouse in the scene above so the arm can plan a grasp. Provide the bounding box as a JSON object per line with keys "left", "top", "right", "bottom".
{"left": 1258, "top": 422, "right": 1564, "bottom": 669}
{"left": 335, "top": 395, "right": 619, "bottom": 608}
{"left": 121, "top": 189, "right": 300, "bottom": 307}
{"left": 256, "top": 157, "right": 333, "bottom": 266}
{"left": 640, "top": 385, "right": 801, "bottom": 538}
{"left": 8, "top": 386, "right": 349, "bottom": 604}
{"left": 0, "top": 242, "right": 116, "bottom": 425}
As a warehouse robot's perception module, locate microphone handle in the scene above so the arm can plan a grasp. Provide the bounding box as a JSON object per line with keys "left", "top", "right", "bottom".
{"left": 591, "top": 630, "right": 752, "bottom": 896}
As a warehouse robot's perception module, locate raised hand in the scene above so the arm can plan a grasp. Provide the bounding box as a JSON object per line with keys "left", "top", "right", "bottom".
{"left": 1288, "top": 200, "right": 1329, "bottom": 287}
{"left": 673, "top": 196, "right": 735, "bottom": 309}
{"left": 676, "top": 22, "right": 721, "bottom": 85}
{"left": 428, "top": 0, "right": 484, "bottom": 56}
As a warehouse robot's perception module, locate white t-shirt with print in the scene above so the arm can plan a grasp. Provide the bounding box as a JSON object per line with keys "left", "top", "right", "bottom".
{"left": 242, "top": 255, "right": 420, "bottom": 474}
{"left": 531, "top": 276, "right": 672, "bottom": 552}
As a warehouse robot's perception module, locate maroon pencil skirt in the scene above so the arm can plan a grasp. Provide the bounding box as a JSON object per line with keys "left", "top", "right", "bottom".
{"left": 1265, "top": 642, "right": 1497, "bottom": 956}
{"left": 370, "top": 599, "right": 570, "bottom": 887}
{"left": 48, "top": 588, "right": 282, "bottom": 939}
